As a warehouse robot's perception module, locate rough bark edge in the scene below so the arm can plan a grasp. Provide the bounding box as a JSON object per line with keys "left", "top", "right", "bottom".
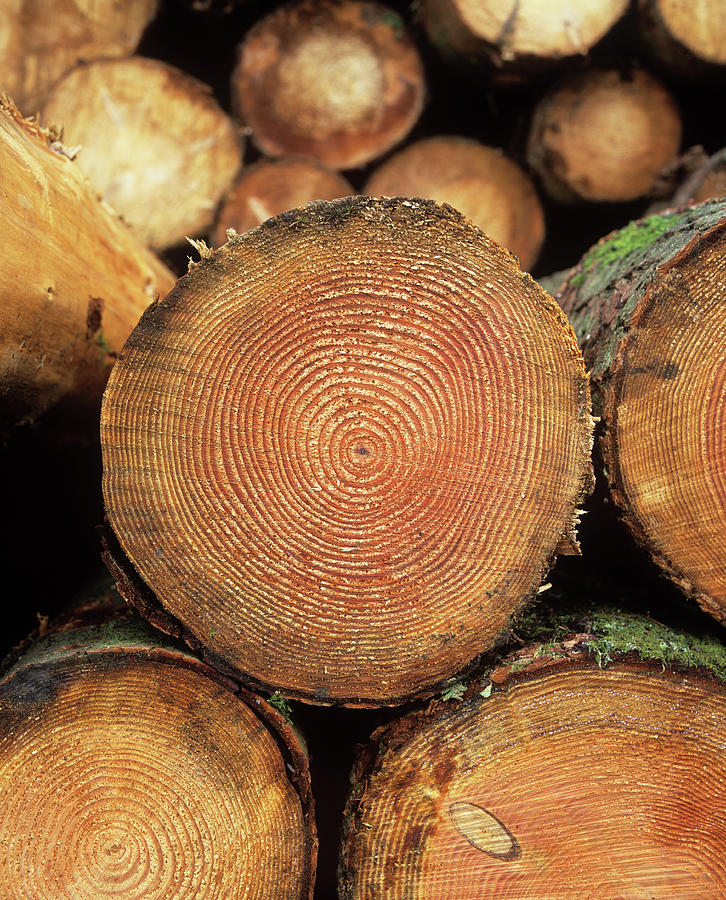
{"left": 106, "top": 195, "right": 595, "bottom": 706}
{"left": 338, "top": 605, "right": 726, "bottom": 896}
{"left": 1, "top": 578, "right": 318, "bottom": 900}
{"left": 559, "top": 198, "right": 726, "bottom": 399}
{"left": 660, "top": 146, "right": 726, "bottom": 209}
{"left": 601, "top": 221, "right": 726, "bottom": 623}
{"left": 559, "top": 204, "right": 726, "bottom": 618}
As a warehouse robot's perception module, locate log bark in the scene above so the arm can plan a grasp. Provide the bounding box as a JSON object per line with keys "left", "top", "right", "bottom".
{"left": 230, "top": 0, "right": 425, "bottom": 170}
{"left": 0, "top": 591, "right": 316, "bottom": 898}
{"left": 101, "top": 196, "right": 593, "bottom": 706}
{"left": 557, "top": 199, "right": 726, "bottom": 622}
{"left": 0, "top": 95, "right": 175, "bottom": 434}
{"left": 364, "top": 136, "right": 545, "bottom": 271}
{"left": 211, "top": 157, "right": 353, "bottom": 246}
{"left": 418, "top": 0, "right": 628, "bottom": 74}
{"left": 40, "top": 56, "right": 243, "bottom": 250}
{"left": 527, "top": 67, "right": 682, "bottom": 203}
{"left": 0, "top": 0, "right": 159, "bottom": 115}
{"left": 340, "top": 609, "right": 726, "bottom": 898}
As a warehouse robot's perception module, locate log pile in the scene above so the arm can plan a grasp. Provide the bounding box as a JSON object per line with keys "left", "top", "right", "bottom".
{"left": 2, "top": 1, "right": 725, "bottom": 897}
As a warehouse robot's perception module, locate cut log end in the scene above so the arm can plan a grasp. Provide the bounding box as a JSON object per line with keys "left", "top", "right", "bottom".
{"left": 640, "top": 0, "right": 726, "bottom": 68}
{"left": 211, "top": 157, "right": 353, "bottom": 245}
{"left": 604, "top": 222, "right": 726, "bottom": 621}
{"left": 341, "top": 654, "right": 726, "bottom": 898}
{"left": 231, "top": 1, "right": 425, "bottom": 170}
{"left": 527, "top": 68, "right": 682, "bottom": 203}
{"left": 420, "top": 0, "right": 628, "bottom": 68}
{"left": 40, "top": 57, "right": 242, "bottom": 250}
{"left": 0, "top": 0, "right": 159, "bottom": 114}
{"left": 364, "top": 136, "right": 545, "bottom": 271}
{"left": 101, "top": 196, "right": 592, "bottom": 705}
{"left": 0, "top": 612, "right": 316, "bottom": 898}
{"left": 560, "top": 201, "right": 726, "bottom": 622}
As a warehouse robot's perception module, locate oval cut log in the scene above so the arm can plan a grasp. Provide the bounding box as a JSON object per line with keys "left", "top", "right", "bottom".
{"left": 101, "top": 196, "right": 593, "bottom": 706}
{"left": 558, "top": 199, "right": 726, "bottom": 622}
{"left": 527, "top": 67, "right": 682, "bottom": 203}
{"left": 211, "top": 157, "right": 353, "bottom": 246}
{"left": 340, "top": 643, "right": 726, "bottom": 898}
{"left": 364, "top": 136, "right": 545, "bottom": 271}
{"left": 0, "top": 602, "right": 316, "bottom": 899}
{"left": 41, "top": 57, "right": 243, "bottom": 250}
{"left": 231, "top": 0, "right": 425, "bottom": 170}
{"left": 418, "top": 0, "right": 628, "bottom": 71}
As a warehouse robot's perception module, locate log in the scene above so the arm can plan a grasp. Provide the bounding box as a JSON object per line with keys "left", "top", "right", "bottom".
{"left": 662, "top": 147, "right": 726, "bottom": 209}
{"left": 557, "top": 199, "right": 726, "bottom": 622}
{"left": 639, "top": 0, "right": 726, "bottom": 74}
{"left": 211, "top": 157, "right": 353, "bottom": 246}
{"left": 101, "top": 196, "right": 593, "bottom": 706}
{"left": 40, "top": 56, "right": 242, "bottom": 251}
{"left": 0, "top": 591, "right": 316, "bottom": 898}
{"left": 230, "top": 0, "right": 425, "bottom": 170}
{"left": 527, "top": 67, "right": 682, "bottom": 203}
{"left": 0, "top": 95, "right": 175, "bottom": 434}
{"left": 364, "top": 136, "right": 545, "bottom": 271}
{"left": 417, "top": 0, "right": 628, "bottom": 73}
{"left": 0, "top": 0, "right": 159, "bottom": 115}
{"left": 340, "top": 608, "right": 726, "bottom": 898}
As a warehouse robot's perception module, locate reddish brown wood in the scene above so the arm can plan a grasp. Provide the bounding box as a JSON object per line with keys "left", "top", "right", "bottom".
{"left": 101, "top": 196, "right": 593, "bottom": 706}
{"left": 341, "top": 631, "right": 726, "bottom": 897}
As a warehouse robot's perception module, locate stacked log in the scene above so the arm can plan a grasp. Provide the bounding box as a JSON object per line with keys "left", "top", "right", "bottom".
{"left": 40, "top": 57, "right": 243, "bottom": 250}
{"left": 418, "top": 0, "right": 629, "bottom": 72}
{"left": 100, "top": 196, "right": 593, "bottom": 706}
{"left": 0, "top": 95, "right": 174, "bottom": 434}
{"left": 340, "top": 610, "right": 726, "bottom": 898}
{"left": 3, "top": 1, "right": 726, "bottom": 896}
{"left": 0, "top": 593, "right": 317, "bottom": 897}
{"left": 364, "top": 136, "right": 545, "bottom": 270}
{"left": 231, "top": 0, "right": 425, "bottom": 169}
{"left": 557, "top": 200, "right": 726, "bottom": 623}
{"left": 0, "top": 0, "right": 159, "bottom": 114}
{"left": 527, "top": 67, "right": 682, "bottom": 203}
{"left": 212, "top": 157, "right": 353, "bottom": 244}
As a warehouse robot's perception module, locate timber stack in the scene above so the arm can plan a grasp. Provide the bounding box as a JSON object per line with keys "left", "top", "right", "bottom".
{"left": 1, "top": 0, "right": 725, "bottom": 897}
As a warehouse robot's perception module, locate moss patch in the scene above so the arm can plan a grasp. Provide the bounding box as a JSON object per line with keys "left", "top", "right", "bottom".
{"left": 588, "top": 608, "right": 726, "bottom": 680}
{"left": 580, "top": 214, "right": 674, "bottom": 276}
{"left": 269, "top": 690, "right": 293, "bottom": 722}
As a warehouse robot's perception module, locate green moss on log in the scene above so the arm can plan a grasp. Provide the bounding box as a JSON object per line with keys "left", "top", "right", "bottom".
{"left": 562, "top": 198, "right": 726, "bottom": 387}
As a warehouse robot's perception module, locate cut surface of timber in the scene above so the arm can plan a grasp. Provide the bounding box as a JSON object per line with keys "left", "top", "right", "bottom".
{"left": 231, "top": 1, "right": 425, "bottom": 170}
{"left": 101, "top": 196, "right": 593, "bottom": 706}
{"left": 364, "top": 136, "right": 545, "bottom": 271}
{"left": 0, "top": 0, "right": 159, "bottom": 115}
{"left": 559, "top": 200, "right": 726, "bottom": 623}
{"left": 340, "top": 647, "right": 726, "bottom": 898}
{"left": 639, "top": 0, "right": 726, "bottom": 69}
{"left": 41, "top": 57, "right": 242, "bottom": 250}
{"left": 418, "top": 0, "right": 628, "bottom": 70}
{"left": 211, "top": 157, "right": 353, "bottom": 246}
{"left": 0, "top": 95, "right": 175, "bottom": 434}
{"left": 527, "top": 68, "right": 682, "bottom": 203}
{"left": 0, "top": 602, "right": 316, "bottom": 899}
